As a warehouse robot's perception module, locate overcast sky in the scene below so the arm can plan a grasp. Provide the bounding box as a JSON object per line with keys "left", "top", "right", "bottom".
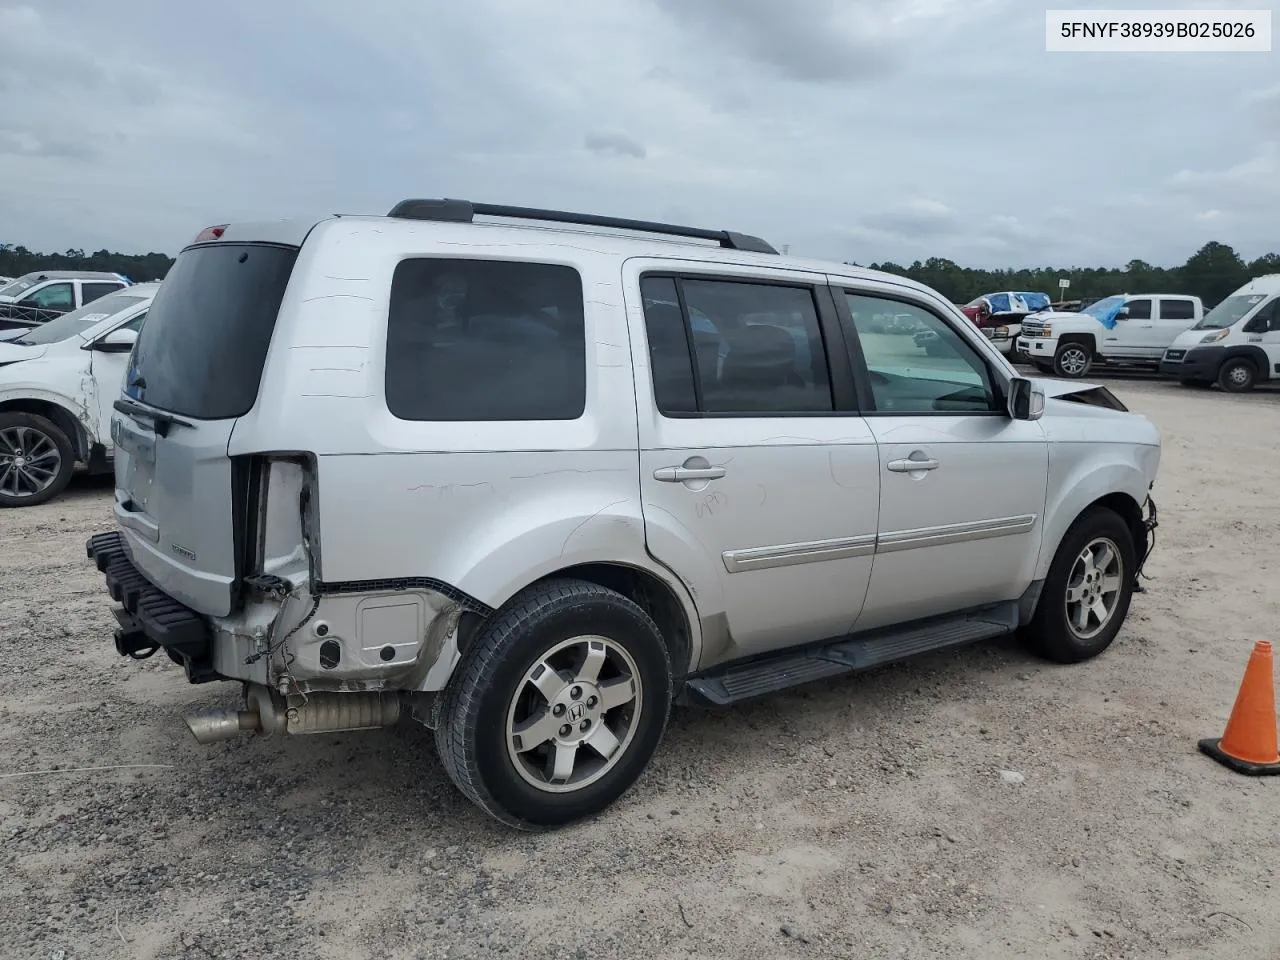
{"left": 1, "top": 0, "right": 1276, "bottom": 268}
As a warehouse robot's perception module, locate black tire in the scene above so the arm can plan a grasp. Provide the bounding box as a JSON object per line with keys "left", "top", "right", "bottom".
{"left": 1053, "top": 341, "right": 1093, "bottom": 379}
{"left": 1217, "top": 358, "right": 1256, "bottom": 393}
{"left": 0, "top": 412, "right": 76, "bottom": 508}
{"left": 434, "top": 578, "right": 673, "bottom": 829}
{"left": 1023, "top": 507, "right": 1137, "bottom": 664}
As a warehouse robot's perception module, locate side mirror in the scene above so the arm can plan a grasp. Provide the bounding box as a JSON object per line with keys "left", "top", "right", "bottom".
{"left": 1114, "top": 308, "right": 1129, "bottom": 320}
{"left": 91, "top": 327, "right": 138, "bottom": 353}
{"left": 1008, "top": 377, "right": 1045, "bottom": 421}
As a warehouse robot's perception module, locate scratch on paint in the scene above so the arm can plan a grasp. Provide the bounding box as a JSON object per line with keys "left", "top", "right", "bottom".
{"left": 561, "top": 500, "right": 628, "bottom": 556}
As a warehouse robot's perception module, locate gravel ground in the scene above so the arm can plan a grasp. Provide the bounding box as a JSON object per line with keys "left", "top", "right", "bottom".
{"left": 2, "top": 378, "right": 1278, "bottom": 960}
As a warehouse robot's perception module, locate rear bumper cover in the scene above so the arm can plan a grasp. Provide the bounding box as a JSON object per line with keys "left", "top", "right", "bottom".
{"left": 86, "top": 531, "right": 220, "bottom": 684}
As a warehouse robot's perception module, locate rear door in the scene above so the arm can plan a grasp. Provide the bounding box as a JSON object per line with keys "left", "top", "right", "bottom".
{"left": 1147, "top": 298, "right": 1198, "bottom": 355}
{"left": 111, "top": 241, "right": 298, "bottom": 616}
{"left": 626, "top": 261, "right": 880, "bottom": 666}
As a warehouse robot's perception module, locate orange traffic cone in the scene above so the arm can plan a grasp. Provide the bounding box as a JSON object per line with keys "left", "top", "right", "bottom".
{"left": 1198, "top": 641, "right": 1280, "bottom": 775}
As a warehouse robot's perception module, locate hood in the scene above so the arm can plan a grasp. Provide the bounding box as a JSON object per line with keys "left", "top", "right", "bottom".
{"left": 1024, "top": 310, "right": 1077, "bottom": 324}
{"left": 1031, "top": 376, "right": 1107, "bottom": 400}
{"left": 0, "top": 327, "right": 29, "bottom": 343}
{"left": 0, "top": 341, "right": 47, "bottom": 365}
{"left": 1170, "top": 328, "right": 1211, "bottom": 349}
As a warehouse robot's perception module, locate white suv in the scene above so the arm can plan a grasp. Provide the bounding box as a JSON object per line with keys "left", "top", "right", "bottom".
{"left": 86, "top": 200, "right": 1162, "bottom": 828}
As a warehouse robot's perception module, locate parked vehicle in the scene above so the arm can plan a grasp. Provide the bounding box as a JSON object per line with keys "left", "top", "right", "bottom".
{"left": 0, "top": 283, "right": 156, "bottom": 507}
{"left": 960, "top": 291, "right": 1052, "bottom": 356}
{"left": 0, "top": 271, "right": 132, "bottom": 335}
{"left": 85, "top": 200, "right": 1161, "bottom": 828}
{"left": 1016, "top": 293, "right": 1203, "bottom": 378}
{"left": 1159, "top": 275, "right": 1280, "bottom": 392}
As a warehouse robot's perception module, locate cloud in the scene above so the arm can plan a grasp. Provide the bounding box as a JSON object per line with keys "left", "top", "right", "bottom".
{"left": 1, "top": 0, "right": 1277, "bottom": 268}
{"left": 584, "top": 131, "right": 647, "bottom": 160}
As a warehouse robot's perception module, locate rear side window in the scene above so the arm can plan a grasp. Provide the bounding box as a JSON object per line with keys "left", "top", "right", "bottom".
{"left": 82, "top": 282, "right": 123, "bottom": 304}
{"left": 1159, "top": 299, "right": 1195, "bottom": 321}
{"left": 127, "top": 243, "right": 298, "bottom": 419}
{"left": 385, "top": 258, "right": 585, "bottom": 422}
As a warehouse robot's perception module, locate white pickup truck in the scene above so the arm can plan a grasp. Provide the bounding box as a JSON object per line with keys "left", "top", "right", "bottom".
{"left": 1016, "top": 294, "right": 1203, "bottom": 379}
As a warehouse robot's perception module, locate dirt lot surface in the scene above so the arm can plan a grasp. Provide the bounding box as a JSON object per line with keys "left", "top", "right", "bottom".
{"left": 2, "top": 379, "right": 1279, "bottom": 960}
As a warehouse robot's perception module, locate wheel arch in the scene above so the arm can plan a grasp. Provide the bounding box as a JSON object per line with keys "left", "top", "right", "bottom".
{"left": 1221, "top": 345, "right": 1268, "bottom": 374}
{"left": 462, "top": 560, "right": 702, "bottom": 680}
{"left": 0, "top": 396, "right": 90, "bottom": 462}
{"left": 1035, "top": 460, "right": 1152, "bottom": 584}
{"left": 1057, "top": 332, "right": 1097, "bottom": 351}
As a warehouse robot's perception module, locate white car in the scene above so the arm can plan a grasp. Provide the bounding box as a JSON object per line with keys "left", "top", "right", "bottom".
{"left": 86, "top": 200, "right": 1161, "bottom": 828}
{"left": 0, "top": 270, "right": 132, "bottom": 338}
{"left": 1016, "top": 293, "right": 1203, "bottom": 378}
{"left": 0, "top": 283, "right": 156, "bottom": 507}
{"left": 1160, "top": 274, "right": 1280, "bottom": 392}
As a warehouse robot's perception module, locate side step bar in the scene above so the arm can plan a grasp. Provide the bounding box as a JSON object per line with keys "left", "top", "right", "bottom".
{"left": 682, "top": 603, "right": 1018, "bottom": 707}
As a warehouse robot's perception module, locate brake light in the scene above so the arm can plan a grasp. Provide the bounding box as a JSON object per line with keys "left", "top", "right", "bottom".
{"left": 194, "top": 225, "right": 228, "bottom": 242}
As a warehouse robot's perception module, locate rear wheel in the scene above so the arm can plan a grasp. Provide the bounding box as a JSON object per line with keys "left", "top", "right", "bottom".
{"left": 1217, "top": 358, "right": 1256, "bottom": 393}
{"left": 434, "top": 578, "right": 673, "bottom": 829}
{"left": 1053, "top": 342, "right": 1092, "bottom": 379}
{"left": 0, "top": 412, "right": 76, "bottom": 508}
{"left": 1024, "top": 507, "right": 1136, "bottom": 664}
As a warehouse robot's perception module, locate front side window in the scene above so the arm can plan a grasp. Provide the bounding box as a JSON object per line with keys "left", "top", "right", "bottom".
{"left": 843, "top": 293, "right": 999, "bottom": 414}
{"left": 1125, "top": 299, "right": 1152, "bottom": 321}
{"left": 385, "top": 258, "right": 586, "bottom": 422}
{"left": 640, "top": 277, "right": 834, "bottom": 415}
{"left": 23, "top": 283, "right": 74, "bottom": 311}
{"left": 1244, "top": 299, "right": 1280, "bottom": 333}
{"left": 1159, "top": 298, "right": 1195, "bottom": 321}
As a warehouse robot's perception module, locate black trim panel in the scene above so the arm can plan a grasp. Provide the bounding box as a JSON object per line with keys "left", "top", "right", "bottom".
{"left": 313, "top": 577, "right": 493, "bottom": 615}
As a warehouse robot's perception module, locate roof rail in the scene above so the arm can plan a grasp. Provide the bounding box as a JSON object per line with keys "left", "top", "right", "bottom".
{"left": 386, "top": 198, "right": 779, "bottom": 255}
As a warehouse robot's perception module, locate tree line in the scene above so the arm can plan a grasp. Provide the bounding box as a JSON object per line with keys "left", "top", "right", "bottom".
{"left": 3, "top": 239, "right": 1277, "bottom": 310}
{"left": 0, "top": 245, "right": 173, "bottom": 283}
{"left": 859, "top": 242, "right": 1280, "bottom": 308}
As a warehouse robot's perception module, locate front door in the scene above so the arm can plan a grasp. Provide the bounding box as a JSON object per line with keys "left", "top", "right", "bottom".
{"left": 626, "top": 263, "right": 880, "bottom": 666}
{"left": 1104, "top": 297, "right": 1153, "bottom": 359}
{"left": 1247, "top": 298, "right": 1280, "bottom": 382}
{"left": 832, "top": 283, "right": 1049, "bottom": 631}
{"left": 86, "top": 312, "right": 146, "bottom": 446}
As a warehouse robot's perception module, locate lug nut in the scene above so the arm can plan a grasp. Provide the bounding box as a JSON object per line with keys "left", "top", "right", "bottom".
{"left": 552, "top": 703, "right": 566, "bottom": 717}
{"left": 559, "top": 724, "right": 572, "bottom": 737}
{"left": 586, "top": 696, "right": 598, "bottom": 709}
{"left": 579, "top": 719, "right": 591, "bottom": 732}
{"left": 570, "top": 686, "right": 582, "bottom": 700}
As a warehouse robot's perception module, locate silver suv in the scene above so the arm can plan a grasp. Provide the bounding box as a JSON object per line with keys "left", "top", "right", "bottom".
{"left": 87, "top": 200, "right": 1161, "bottom": 828}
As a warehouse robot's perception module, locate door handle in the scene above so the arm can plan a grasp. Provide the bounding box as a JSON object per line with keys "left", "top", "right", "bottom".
{"left": 654, "top": 466, "right": 726, "bottom": 482}
{"left": 887, "top": 458, "right": 939, "bottom": 473}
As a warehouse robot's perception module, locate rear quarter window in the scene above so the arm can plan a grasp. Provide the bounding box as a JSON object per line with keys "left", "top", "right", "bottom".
{"left": 384, "top": 258, "right": 586, "bottom": 421}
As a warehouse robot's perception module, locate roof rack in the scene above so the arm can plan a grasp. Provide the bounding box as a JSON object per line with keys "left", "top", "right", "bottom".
{"left": 386, "top": 198, "right": 779, "bottom": 255}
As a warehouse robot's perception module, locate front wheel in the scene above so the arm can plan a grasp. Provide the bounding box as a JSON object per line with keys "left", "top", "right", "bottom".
{"left": 1023, "top": 507, "right": 1137, "bottom": 664}
{"left": 1053, "top": 342, "right": 1093, "bottom": 379}
{"left": 434, "top": 578, "right": 673, "bottom": 829}
{"left": 1217, "top": 358, "right": 1256, "bottom": 393}
{"left": 0, "top": 412, "right": 76, "bottom": 508}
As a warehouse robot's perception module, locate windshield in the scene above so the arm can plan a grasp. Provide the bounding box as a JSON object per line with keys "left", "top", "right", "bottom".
{"left": 1079, "top": 295, "right": 1125, "bottom": 320}
{"left": 16, "top": 292, "right": 147, "bottom": 345}
{"left": 0, "top": 276, "right": 38, "bottom": 298}
{"left": 1193, "top": 293, "right": 1270, "bottom": 330}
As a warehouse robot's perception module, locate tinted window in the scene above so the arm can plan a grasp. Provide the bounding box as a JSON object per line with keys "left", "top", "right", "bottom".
{"left": 82, "top": 282, "right": 123, "bottom": 304}
{"left": 119, "top": 311, "right": 147, "bottom": 333}
{"left": 385, "top": 258, "right": 585, "bottom": 422}
{"left": 1125, "top": 299, "right": 1152, "bottom": 320}
{"left": 127, "top": 243, "right": 298, "bottom": 419}
{"left": 843, "top": 294, "right": 998, "bottom": 414}
{"left": 1159, "top": 298, "right": 1195, "bottom": 321}
{"left": 678, "top": 279, "right": 832, "bottom": 414}
{"left": 640, "top": 276, "right": 697, "bottom": 414}
{"left": 24, "top": 283, "right": 74, "bottom": 311}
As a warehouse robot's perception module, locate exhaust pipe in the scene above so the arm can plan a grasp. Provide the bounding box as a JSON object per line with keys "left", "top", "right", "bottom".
{"left": 185, "top": 708, "right": 262, "bottom": 744}
{"left": 183, "top": 686, "right": 401, "bottom": 745}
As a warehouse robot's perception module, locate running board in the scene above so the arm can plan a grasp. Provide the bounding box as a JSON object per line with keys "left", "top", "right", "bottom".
{"left": 682, "top": 603, "right": 1018, "bottom": 707}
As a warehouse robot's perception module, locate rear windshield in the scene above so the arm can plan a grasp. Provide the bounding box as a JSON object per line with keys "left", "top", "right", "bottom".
{"left": 126, "top": 243, "right": 298, "bottom": 419}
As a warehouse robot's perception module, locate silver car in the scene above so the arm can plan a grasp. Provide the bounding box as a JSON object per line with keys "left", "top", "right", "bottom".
{"left": 87, "top": 199, "right": 1161, "bottom": 828}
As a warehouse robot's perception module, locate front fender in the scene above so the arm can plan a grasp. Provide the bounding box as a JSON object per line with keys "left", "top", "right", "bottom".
{"left": 1036, "top": 444, "right": 1158, "bottom": 580}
